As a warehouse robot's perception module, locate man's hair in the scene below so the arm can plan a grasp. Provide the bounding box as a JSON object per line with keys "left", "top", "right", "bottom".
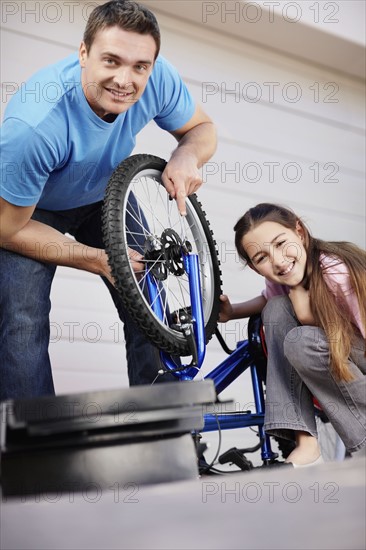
{"left": 83, "top": 0, "right": 161, "bottom": 58}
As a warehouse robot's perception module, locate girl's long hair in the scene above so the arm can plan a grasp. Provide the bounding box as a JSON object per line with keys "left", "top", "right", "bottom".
{"left": 234, "top": 203, "right": 366, "bottom": 381}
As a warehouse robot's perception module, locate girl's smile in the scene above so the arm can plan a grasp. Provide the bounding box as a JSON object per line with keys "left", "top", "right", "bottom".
{"left": 277, "top": 260, "right": 295, "bottom": 277}
{"left": 241, "top": 221, "right": 307, "bottom": 287}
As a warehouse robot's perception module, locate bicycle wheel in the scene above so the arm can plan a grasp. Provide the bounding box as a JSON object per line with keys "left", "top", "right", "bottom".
{"left": 102, "top": 154, "right": 222, "bottom": 356}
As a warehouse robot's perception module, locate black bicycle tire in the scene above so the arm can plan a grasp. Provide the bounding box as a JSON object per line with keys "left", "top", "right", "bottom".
{"left": 102, "top": 154, "right": 222, "bottom": 356}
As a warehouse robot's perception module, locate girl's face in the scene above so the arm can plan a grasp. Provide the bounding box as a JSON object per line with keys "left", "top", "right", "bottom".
{"left": 241, "top": 221, "right": 307, "bottom": 287}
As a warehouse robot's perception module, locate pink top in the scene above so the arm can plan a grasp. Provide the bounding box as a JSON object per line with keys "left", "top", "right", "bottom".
{"left": 262, "top": 254, "right": 365, "bottom": 338}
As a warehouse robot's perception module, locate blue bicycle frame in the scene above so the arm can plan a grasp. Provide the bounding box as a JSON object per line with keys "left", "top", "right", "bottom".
{"left": 146, "top": 252, "right": 277, "bottom": 463}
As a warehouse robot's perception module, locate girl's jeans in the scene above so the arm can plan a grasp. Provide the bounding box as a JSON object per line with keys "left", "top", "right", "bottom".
{"left": 262, "top": 295, "right": 366, "bottom": 453}
{"left": 0, "top": 201, "right": 175, "bottom": 401}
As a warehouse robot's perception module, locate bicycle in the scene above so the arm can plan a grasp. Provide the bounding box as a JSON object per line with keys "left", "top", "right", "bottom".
{"left": 102, "top": 154, "right": 346, "bottom": 473}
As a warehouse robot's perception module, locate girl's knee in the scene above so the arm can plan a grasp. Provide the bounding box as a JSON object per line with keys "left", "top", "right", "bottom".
{"left": 284, "top": 326, "right": 323, "bottom": 368}
{"left": 262, "top": 295, "right": 293, "bottom": 324}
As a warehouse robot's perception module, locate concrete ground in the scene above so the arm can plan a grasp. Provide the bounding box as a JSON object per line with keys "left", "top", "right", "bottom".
{"left": 1, "top": 455, "right": 365, "bottom": 550}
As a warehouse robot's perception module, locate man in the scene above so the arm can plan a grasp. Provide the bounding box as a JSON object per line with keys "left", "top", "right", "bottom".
{"left": 0, "top": 0, "right": 217, "bottom": 400}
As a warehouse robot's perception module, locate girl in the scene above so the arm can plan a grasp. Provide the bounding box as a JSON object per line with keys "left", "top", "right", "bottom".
{"left": 220, "top": 203, "right": 366, "bottom": 467}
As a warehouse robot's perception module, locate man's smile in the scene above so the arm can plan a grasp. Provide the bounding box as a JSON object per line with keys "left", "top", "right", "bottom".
{"left": 105, "top": 87, "right": 135, "bottom": 101}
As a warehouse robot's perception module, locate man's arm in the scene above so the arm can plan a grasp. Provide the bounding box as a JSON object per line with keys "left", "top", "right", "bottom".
{"left": 0, "top": 198, "right": 36, "bottom": 243}
{"left": 0, "top": 198, "right": 142, "bottom": 285}
{"left": 161, "top": 104, "right": 217, "bottom": 215}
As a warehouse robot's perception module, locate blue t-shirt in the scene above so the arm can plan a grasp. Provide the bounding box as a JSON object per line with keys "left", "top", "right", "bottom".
{"left": 0, "top": 53, "right": 195, "bottom": 210}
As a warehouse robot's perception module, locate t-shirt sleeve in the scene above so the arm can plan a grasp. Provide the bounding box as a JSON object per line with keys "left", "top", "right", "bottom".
{"left": 0, "top": 118, "right": 58, "bottom": 206}
{"left": 261, "top": 279, "right": 289, "bottom": 300}
{"left": 152, "top": 57, "right": 196, "bottom": 132}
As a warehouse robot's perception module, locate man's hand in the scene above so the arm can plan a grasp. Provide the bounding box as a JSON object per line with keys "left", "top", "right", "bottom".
{"left": 164, "top": 105, "right": 217, "bottom": 216}
{"left": 128, "top": 247, "right": 145, "bottom": 279}
{"left": 161, "top": 152, "right": 202, "bottom": 216}
{"left": 100, "top": 247, "right": 145, "bottom": 287}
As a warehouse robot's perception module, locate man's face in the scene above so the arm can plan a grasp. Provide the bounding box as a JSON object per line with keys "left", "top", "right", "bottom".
{"left": 79, "top": 26, "right": 156, "bottom": 119}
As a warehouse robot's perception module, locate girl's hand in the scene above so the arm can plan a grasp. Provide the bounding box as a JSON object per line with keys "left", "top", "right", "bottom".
{"left": 219, "top": 294, "right": 234, "bottom": 323}
{"left": 288, "top": 285, "right": 315, "bottom": 325}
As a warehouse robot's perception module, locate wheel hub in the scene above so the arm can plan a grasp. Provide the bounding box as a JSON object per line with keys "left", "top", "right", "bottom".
{"left": 144, "top": 229, "right": 191, "bottom": 280}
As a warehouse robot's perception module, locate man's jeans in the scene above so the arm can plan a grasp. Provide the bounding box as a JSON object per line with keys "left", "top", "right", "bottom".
{"left": 0, "top": 201, "right": 175, "bottom": 401}
{"left": 262, "top": 296, "right": 366, "bottom": 453}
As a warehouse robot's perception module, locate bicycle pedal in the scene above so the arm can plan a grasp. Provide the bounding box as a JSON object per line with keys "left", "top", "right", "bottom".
{"left": 218, "top": 447, "right": 253, "bottom": 471}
